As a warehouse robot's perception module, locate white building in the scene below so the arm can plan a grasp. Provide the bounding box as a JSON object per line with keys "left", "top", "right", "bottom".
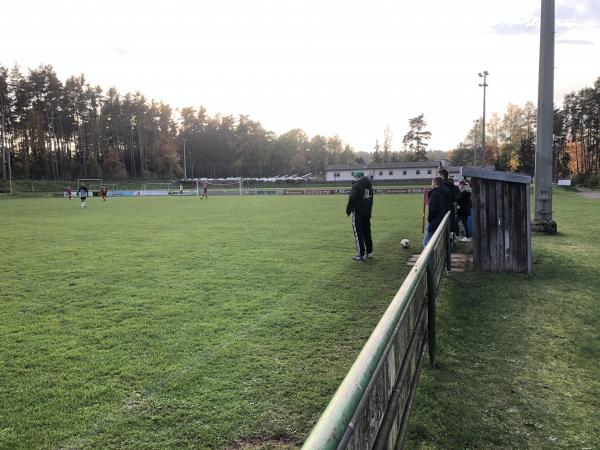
{"left": 324, "top": 161, "right": 460, "bottom": 182}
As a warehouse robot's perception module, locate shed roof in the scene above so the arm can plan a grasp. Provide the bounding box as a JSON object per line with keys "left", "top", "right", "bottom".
{"left": 461, "top": 167, "right": 532, "bottom": 184}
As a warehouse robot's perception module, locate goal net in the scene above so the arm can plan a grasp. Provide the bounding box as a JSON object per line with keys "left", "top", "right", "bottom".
{"left": 139, "top": 182, "right": 173, "bottom": 196}
{"left": 77, "top": 179, "right": 102, "bottom": 191}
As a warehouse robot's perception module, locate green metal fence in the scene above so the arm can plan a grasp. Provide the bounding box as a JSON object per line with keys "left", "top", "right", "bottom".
{"left": 302, "top": 212, "right": 452, "bottom": 450}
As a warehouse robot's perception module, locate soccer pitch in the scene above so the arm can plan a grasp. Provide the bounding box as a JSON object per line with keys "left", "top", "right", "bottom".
{"left": 0, "top": 195, "right": 422, "bottom": 449}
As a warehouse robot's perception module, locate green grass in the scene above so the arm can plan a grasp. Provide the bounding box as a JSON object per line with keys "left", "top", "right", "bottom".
{"left": 406, "top": 187, "right": 600, "bottom": 449}
{"left": 0, "top": 194, "right": 423, "bottom": 449}
{"left": 1, "top": 189, "right": 598, "bottom": 449}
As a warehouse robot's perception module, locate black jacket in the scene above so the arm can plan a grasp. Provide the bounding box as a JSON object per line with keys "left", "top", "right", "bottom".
{"left": 444, "top": 180, "right": 459, "bottom": 205}
{"left": 427, "top": 185, "right": 451, "bottom": 232}
{"left": 346, "top": 176, "right": 374, "bottom": 218}
{"left": 456, "top": 189, "right": 472, "bottom": 217}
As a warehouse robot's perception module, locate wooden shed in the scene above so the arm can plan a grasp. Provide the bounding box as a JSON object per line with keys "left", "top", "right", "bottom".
{"left": 461, "top": 168, "right": 532, "bottom": 274}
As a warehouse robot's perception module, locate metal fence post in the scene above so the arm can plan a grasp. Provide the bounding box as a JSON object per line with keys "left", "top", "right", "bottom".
{"left": 446, "top": 218, "right": 452, "bottom": 272}
{"left": 426, "top": 252, "right": 437, "bottom": 368}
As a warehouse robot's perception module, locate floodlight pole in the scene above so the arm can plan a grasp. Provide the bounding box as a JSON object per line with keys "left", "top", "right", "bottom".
{"left": 478, "top": 71, "right": 489, "bottom": 167}
{"left": 183, "top": 138, "right": 187, "bottom": 181}
{"left": 532, "top": 0, "right": 557, "bottom": 234}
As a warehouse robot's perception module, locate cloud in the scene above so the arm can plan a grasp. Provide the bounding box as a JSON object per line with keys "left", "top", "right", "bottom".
{"left": 556, "top": 38, "right": 595, "bottom": 45}
{"left": 492, "top": 19, "right": 538, "bottom": 35}
{"left": 492, "top": 0, "right": 600, "bottom": 38}
{"left": 556, "top": 0, "right": 600, "bottom": 23}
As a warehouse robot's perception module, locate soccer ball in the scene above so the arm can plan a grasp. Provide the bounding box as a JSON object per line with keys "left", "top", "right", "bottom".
{"left": 401, "top": 239, "right": 410, "bottom": 248}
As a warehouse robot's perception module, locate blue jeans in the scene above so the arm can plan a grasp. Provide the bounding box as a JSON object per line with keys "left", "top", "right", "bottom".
{"left": 423, "top": 223, "right": 434, "bottom": 246}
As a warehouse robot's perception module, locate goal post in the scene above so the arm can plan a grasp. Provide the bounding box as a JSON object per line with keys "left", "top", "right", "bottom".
{"left": 77, "top": 179, "right": 102, "bottom": 191}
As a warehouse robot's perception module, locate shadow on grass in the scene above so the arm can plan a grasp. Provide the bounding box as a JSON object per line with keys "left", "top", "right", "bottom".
{"left": 405, "top": 245, "right": 600, "bottom": 449}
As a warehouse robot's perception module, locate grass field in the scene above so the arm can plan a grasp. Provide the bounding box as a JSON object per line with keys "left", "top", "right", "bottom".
{"left": 1, "top": 189, "right": 599, "bottom": 449}
{"left": 0, "top": 194, "right": 422, "bottom": 449}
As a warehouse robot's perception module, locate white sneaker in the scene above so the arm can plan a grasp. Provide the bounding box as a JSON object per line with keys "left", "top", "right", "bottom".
{"left": 459, "top": 237, "right": 468, "bottom": 242}
{"left": 366, "top": 253, "right": 373, "bottom": 259}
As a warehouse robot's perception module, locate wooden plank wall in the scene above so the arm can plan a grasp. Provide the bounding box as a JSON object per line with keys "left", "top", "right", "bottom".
{"left": 471, "top": 178, "right": 530, "bottom": 273}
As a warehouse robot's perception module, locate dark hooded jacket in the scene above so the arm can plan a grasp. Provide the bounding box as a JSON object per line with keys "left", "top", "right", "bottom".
{"left": 427, "top": 185, "right": 451, "bottom": 232}
{"left": 346, "top": 176, "right": 374, "bottom": 218}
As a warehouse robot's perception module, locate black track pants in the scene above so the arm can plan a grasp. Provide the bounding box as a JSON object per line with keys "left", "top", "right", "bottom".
{"left": 351, "top": 212, "right": 373, "bottom": 257}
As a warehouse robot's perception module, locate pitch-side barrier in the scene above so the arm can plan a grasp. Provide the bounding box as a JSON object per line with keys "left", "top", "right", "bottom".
{"left": 103, "top": 187, "right": 427, "bottom": 197}
{"left": 302, "top": 212, "right": 452, "bottom": 450}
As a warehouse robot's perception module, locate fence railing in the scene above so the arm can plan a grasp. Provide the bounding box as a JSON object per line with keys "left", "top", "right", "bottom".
{"left": 302, "top": 212, "right": 452, "bottom": 450}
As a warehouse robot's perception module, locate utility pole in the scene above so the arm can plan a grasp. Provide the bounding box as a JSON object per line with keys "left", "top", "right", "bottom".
{"left": 478, "top": 71, "right": 489, "bottom": 167}
{"left": 183, "top": 138, "right": 187, "bottom": 180}
{"left": 532, "top": 0, "right": 557, "bottom": 234}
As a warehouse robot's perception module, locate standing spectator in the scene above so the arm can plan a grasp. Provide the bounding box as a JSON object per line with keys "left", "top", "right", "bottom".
{"left": 76, "top": 184, "right": 89, "bottom": 209}
{"left": 437, "top": 168, "right": 459, "bottom": 238}
{"left": 456, "top": 180, "right": 472, "bottom": 241}
{"left": 423, "top": 177, "right": 451, "bottom": 246}
{"left": 346, "top": 171, "right": 374, "bottom": 261}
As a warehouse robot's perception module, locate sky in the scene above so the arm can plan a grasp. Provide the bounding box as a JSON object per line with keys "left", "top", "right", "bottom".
{"left": 2, "top": 0, "right": 600, "bottom": 152}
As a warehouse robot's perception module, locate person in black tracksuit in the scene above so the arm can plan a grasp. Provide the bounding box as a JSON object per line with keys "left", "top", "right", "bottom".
{"left": 346, "top": 171, "right": 374, "bottom": 261}
{"left": 423, "top": 176, "right": 451, "bottom": 246}
{"left": 437, "top": 168, "right": 459, "bottom": 237}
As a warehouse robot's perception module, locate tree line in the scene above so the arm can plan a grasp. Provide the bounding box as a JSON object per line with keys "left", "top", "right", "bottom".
{"left": 450, "top": 76, "right": 600, "bottom": 184}
{"left": 0, "top": 64, "right": 368, "bottom": 181}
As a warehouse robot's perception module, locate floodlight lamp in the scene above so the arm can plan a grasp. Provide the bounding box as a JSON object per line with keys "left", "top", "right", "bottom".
{"left": 478, "top": 72, "right": 483, "bottom": 77}
{"left": 484, "top": 70, "right": 489, "bottom": 76}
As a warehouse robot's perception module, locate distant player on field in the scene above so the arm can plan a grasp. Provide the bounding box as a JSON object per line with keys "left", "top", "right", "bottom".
{"left": 76, "top": 184, "right": 89, "bottom": 208}
{"left": 179, "top": 184, "right": 184, "bottom": 195}
{"left": 99, "top": 184, "right": 108, "bottom": 201}
{"left": 202, "top": 182, "right": 208, "bottom": 199}
{"left": 65, "top": 185, "right": 72, "bottom": 200}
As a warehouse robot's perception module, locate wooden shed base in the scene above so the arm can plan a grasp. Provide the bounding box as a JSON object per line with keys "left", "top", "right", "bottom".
{"left": 406, "top": 253, "right": 473, "bottom": 272}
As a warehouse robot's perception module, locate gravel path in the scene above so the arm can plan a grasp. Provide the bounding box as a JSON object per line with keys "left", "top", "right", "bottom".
{"left": 579, "top": 191, "right": 600, "bottom": 199}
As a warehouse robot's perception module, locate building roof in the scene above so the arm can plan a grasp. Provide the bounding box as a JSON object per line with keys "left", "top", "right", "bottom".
{"left": 325, "top": 160, "right": 450, "bottom": 171}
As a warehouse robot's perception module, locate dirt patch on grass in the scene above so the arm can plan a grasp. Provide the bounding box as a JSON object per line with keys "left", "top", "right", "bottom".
{"left": 228, "top": 438, "right": 299, "bottom": 450}
{"left": 227, "top": 438, "right": 300, "bottom": 450}
{"left": 578, "top": 191, "right": 600, "bottom": 199}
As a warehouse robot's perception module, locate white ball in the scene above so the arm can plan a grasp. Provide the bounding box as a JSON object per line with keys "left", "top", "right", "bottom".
{"left": 401, "top": 239, "right": 410, "bottom": 248}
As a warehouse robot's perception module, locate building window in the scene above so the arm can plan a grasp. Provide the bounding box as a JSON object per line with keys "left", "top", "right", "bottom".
{"left": 379, "top": 171, "right": 383, "bottom": 176}
{"left": 403, "top": 170, "right": 407, "bottom": 175}
{"left": 389, "top": 171, "right": 393, "bottom": 175}
{"left": 416, "top": 170, "right": 420, "bottom": 175}
{"left": 427, "top": 169, "right": 432, "bottom": 174}
{"left": 334, "top": 173, "right": 340, "bottom": 177}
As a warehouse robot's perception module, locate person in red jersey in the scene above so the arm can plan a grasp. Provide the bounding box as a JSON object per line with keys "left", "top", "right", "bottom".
{"left": 99, "top": 184, "right": 108, "bottom": 201}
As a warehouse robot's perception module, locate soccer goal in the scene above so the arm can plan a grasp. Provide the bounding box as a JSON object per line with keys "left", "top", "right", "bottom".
{"left": 77, "top": 179, "right": 103, "bottom": 191}
{"left": 139, "top": 182, "right": 173, "bottom": 196}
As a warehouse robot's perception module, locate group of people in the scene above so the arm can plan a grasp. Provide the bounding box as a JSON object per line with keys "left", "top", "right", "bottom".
{"left": 344, "top": 168, "right": 472, "bottom": 262}
{"left": 179, "top": 183, "right": 209, "bottom": 199}
{"left": 424, "top": 169, "right": 472, "bottom": 246}
{"left": 65, "top": 184, "right": 109, "bottom": 208}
